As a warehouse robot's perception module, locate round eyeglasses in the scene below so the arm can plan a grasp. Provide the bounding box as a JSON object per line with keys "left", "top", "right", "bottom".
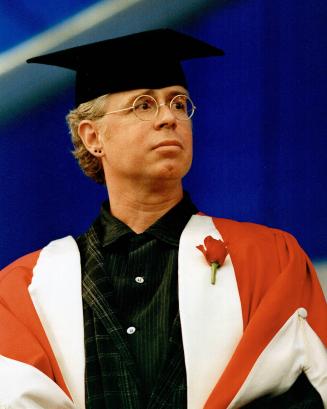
{"left": 104, "top": 94, "right": 196, "bottom": 121}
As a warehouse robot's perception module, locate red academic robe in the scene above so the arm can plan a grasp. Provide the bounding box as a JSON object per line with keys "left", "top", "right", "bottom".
{"left": 0, "top": 215, "right": 326, "bottom": 408}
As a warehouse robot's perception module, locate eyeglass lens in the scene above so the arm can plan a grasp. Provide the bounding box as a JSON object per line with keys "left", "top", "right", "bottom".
{"left": 132, "top": 95, "right": 195, "bottom": 121}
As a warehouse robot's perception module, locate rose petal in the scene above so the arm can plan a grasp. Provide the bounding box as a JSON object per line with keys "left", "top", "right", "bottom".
{"left": 196, "top": 244, "right": 207, "bottom": 259}
{"left": 203, "top": 236, "right": 228, "bottom": 265}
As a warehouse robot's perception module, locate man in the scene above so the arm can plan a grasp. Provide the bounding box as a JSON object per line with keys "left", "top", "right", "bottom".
{"left": 0, "top": 29, "right": 326, "bottom": 409}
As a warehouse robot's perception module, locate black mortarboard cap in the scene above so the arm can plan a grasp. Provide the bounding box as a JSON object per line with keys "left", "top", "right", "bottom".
{"left": 27, "top": 28, "right": 224, "bottom": 107}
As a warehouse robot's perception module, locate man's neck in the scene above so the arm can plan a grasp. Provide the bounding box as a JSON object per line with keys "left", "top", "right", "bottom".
{"left": 106, "top": 181, "right": 184, "bottom": 234}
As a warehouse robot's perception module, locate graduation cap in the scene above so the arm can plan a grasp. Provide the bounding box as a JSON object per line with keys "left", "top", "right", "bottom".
{"left": 27, "top": 28, "right": 224, "bottom": 107}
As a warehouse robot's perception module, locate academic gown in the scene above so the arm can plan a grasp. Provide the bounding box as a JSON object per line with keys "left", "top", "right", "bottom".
{"left": 0, "top": 215, "right": 326, "bottom": 409}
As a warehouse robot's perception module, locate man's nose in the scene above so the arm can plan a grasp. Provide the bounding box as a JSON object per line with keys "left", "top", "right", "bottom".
{"left": 154, "top": 102, "right": 177, "bottom": 128}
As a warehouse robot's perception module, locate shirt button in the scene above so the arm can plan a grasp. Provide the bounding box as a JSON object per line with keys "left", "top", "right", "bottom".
{"left": 126, "top": 326, "right": 136, "bottom": 335}
{"left": 135, "top": 276, "right": 144, "bottom": 284}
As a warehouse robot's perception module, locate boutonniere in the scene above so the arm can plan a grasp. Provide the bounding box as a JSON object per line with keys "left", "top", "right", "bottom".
{"left": 196, "top": 236, "right": 228, "bottom": 285}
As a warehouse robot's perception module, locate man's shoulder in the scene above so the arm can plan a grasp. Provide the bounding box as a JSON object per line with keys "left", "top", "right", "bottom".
{"left": 0, "top": 250, "right": 42, "bottom": 284}
{"left": 207, "top": 215, "right": 296, "bottom": 244}
{"left": 0, "top": 236, "right": 78, "bottom": 285}
{"left": 206, "top": 215, "right": 309, "bottom": 282}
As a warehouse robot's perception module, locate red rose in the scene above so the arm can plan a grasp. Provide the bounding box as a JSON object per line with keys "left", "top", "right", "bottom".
{"left": 196, "top": 236, "right": 228, "bottom": 284}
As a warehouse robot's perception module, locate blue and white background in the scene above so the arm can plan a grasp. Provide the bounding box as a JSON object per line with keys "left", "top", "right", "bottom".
{"left": 0, "top": 0, "right": 326, "bottom": 293}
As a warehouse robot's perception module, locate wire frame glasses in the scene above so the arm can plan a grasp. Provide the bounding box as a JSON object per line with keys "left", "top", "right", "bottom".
{"left": 104, "top": 94, "right": 196, "bottom": 121}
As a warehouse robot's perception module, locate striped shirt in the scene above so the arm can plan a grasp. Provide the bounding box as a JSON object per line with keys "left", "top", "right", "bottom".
{"left": 77, "top": 194, "right": 197, "bottom": 408}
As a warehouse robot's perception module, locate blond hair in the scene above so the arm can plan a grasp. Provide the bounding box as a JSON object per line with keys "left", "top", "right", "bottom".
{"left": 66, "top": 94, "right": 110, "bottom": 184}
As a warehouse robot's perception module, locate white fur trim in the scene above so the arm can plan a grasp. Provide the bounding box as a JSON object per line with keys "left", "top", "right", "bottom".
{"left": 0, "top": 355, "right": 76, "bottom": 408}
{"left": 228, "top": 309, "right": 327, "bottom": 408}
{"left": 179, "top": 215, "right": 243, "bottom": 409}
{"left": 302, "top": 315, "right": 327, "bottom": 407}
{"left": 28, "top": 236, "right": 85, "bottom": 409}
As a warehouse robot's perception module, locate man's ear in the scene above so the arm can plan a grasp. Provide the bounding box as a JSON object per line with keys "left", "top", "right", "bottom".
{"left": 78, "top": 120, "right": 104, "bottom": 157}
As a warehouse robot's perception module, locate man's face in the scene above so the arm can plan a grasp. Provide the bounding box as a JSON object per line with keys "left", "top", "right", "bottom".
{"left": 98, "top": 86, "right": 193, "bottom": 186}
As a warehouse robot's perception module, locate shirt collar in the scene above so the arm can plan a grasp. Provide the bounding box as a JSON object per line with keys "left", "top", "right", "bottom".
{"left": 98, "top": 192, "right": 198, "bottom": 248}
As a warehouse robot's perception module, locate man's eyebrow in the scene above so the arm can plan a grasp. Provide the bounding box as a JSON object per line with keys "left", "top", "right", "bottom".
{"left": 165, "top": 89, "right": 189, "bottom": 99}
{"left": 123, "top": 90, "right": 149, "bottom": 106}
{"left": 123, "top": 88, "right": 189, "bottom": 106}
{"left": 144, "top": 89, "right": 189, "bottom": 97}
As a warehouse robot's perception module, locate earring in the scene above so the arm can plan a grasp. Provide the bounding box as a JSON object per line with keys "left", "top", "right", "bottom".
{"left": 94, "top": 148, "right": 102, "bottom": 154}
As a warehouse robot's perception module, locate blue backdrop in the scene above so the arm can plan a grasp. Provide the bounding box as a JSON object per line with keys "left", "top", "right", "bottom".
{"left": 1, "top": 0, "right": 326, "bottom": 268}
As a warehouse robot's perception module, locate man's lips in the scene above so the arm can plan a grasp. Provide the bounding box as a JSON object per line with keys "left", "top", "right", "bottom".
{"left": 152, "top": 140, "right": 183, "bottom": 150}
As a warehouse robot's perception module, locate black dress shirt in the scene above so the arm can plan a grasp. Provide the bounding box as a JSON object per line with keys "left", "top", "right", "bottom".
{"left": 77, "top": 193, "right": 197, "bottom": 409}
